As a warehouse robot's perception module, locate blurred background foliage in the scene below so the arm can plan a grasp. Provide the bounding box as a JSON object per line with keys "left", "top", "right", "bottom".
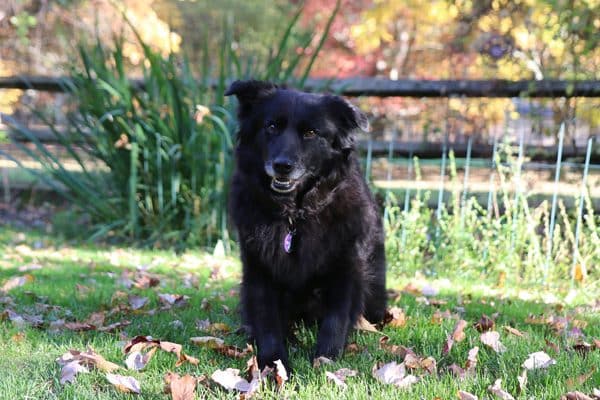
{"left": 1, "top": 0, "right": 598, "bottom": 138}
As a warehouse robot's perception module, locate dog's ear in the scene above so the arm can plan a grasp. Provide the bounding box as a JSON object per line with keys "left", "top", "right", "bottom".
{"left": 225, "top": 80, "right": 277, "bottom": 118}
{"left": 325, "top": 95, "right": 370, "bottom": 151}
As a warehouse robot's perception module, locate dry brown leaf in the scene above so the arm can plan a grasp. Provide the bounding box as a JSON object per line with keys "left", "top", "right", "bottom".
{"left": 164, "top": 372, "right": 196, "bottom": 400}
{"left": 475, "top": 314, "right": 495, "bottom": 332}
{"left": 1, "top": 274, "right": 34, "bottom": 292}
{"left": 443, "top": 335, "right": 454, "bottom": 356}
{"left": 78, "top": 348, "right": 121, "bottom": 372}
{"left": 345, "top": 342, "right": 363, "bottom": 354}
{"left": 517, "top": 369, "right": 528, "bottom": 394}
{"left": 125, "top": 347, "right": 157, "bottom": 371}
{"left": 106, "top": 373, "right": 141, "bottom": 394}
{"left": 448, "top": 363, "right": 467, "bottom": 379}
{"left": 211, "top": 368, "right": 252, "bottom": 392}
{"left": 85, "top": 311, "right": 106, "bottom": 327}
{"left": 97, "top": 320, "right": 131, "bottom": 333}
{"left": 190, "top": 336, "right": 225, "bottom": 348}
{"left": 158, "top": 293, "right": 190, "bottom": 308}
{"left": 64, "top": 322, "right": 96, "bottom": 332}
{"left": 480, "top": 331, "right": 506, "bottom": 353}
{"left": 573, "top": 341, "right": 593, "bottom": 355}
{"left": 355, "top": 315, "right": 380, "bottom": 333}
{"left": 384, "top": 307, "right": 407, "bottom": 328}
{"left": 458, "top": 390, "right": 479, "bottom": 400}
{"left": 313, "top": 356, "right": 334, "bottom": 368}
{"left": 561, "top": 392, "right": 594, "bottom": 400}
{"left": 195, "top": 319, "right": 231, "bottom": 334}
{"left": 522, "top": 351, "right": 556, "bottom": 370}
{"left": 466, "top": 346, "right": 479, "bottom": 371}
{"left": 488, "top": 379, "right": 516, "bottom": 400}
{"left": 59, "top": 360, "right": 89, "bottom": 385}
{"left": 325, "top": 368, "right": 357, "bottom": 389}
{"left": 593, "top": 339, "right": 600, "bottom": 349}
{"left": 128, "top": 295, "right": 149, "bottom": 310}
{"left": 379, "top": 336, "right": 415, "bottom": 358}
{"left": 123, "top": 336, "right": 160, "bottom": 354}
{"left": 503, "top": 326, "right": 525, "bottom": 337}
{"left": 372, "top": 361, "right": 420, "bottom": 388}
{"left": 566, "top": 367, "right": 596, "bottom": 388}
{"left": 452, "top": 320, "right": 468, "bottom": 342}
{"left": 274, "top": 359, "right": 288, "bottom": 388}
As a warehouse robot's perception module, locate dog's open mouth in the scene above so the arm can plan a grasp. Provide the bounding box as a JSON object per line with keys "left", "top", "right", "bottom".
{"left": 271, "top": 177, "right": 297, "bottom": 194}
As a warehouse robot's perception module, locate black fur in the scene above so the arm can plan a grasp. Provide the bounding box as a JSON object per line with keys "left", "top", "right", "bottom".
{"left": 226, "top": 80, "right": 386, "bottom": 370}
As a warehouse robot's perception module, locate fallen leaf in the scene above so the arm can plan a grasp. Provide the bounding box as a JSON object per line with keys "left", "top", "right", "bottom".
{"left": 97, "top": 320, "right": 131, "bottom": 333}
{"left": 190, "top": 336, "right": 225, "bottom": 348}
{"left": 452, "top": 320, "right": 468, "bottom": 342}
{"left": 128, "top": 295, "right": 149, "bottom": 310}
{"left": 517, "top": 369, "right": 528, "bottom": 394}
{"left": 106, "top": 373, "right": 141, "bottom": 394}
{"left": 84, "top": 311, "right": 106, "bottom": 327}
{"left": 384, "top": 307, "right": 407, "bottom": 328}
{"left": 458, "top": 390, "right": 479, "bottom": 400}
{"left": 445, "top": 319, "right": 468, "bottom": 355}
{"left": 573, "top": 341, "right": 593, "bottom": 355}
{"left": 158, "top": 293, "right": 190, "bottom": 308}
{"left": 503, "top": 326, "right": 525, "bottom": 337}
{"left": 18, "top": 264, "right": 42, "bottom": 272}
{"left": 125, "top": 348, "right": 157, "bottom": 371}
{"left": 480, "top": 331, "right": 506, "bottom": 353}
{"left": 274, "top": 359, "right": 288, "bottom": 388}
{"left": 561, "top": 392, "right": 594, "bottom": 400}
{"left": 475, "top": 314, "right": 495, "bottom": 332}
{"left": 566, "top": 367, "right": 596, "bottom": 388}
{"left": 164, "top": 372, "right": 196, "bottom": 400}
{"left": 313, "top": 356, "right": 334, "bottom": 368}
{"left": 522, "top": 351, "right": 556, "bottom": 370}
{"left": 325, "top": 368, "right": 357, "bottom": 389}
{"left": 355, "top": 315, "right": 380, "bottom": 333}
{"left": 372, "top": 361, "right": 420, "bottom": 388}
{"left": 488, "top": 379, "right": 516, "bottom": 400}
{"left": 64, "top": 322, "right": 96, "bottom": 332}
{"left": 1, "top": 274, "right": 34, "bottom": 292}
{"left": 59, "top": 360, "right": 89, "bottom": 385}
{"left": 211, "top": 368, "right": 251, "bottom": 392}
{"left": 78, "top": 348, "right": 121, "bottom": 372}
{"left": 379, "top": 336, "right": 415, "bottom": 358}
{"left": 466, "top": 346, "right": 479, "bottom": 371}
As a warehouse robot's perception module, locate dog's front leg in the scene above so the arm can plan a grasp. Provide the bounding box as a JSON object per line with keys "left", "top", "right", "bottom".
{"left": 314, "top": 275, "right": 360, "bottom": 359}
{"left": 242, "top": 270, "right": 289, "bottom": 370}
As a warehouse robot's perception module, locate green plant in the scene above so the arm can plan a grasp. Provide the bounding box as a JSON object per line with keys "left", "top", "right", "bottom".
{"left": 1, "top": 3, "right": 339, "bottom": 251}
{"left": 383, "top": 141, "right": 600, "bottom": 291}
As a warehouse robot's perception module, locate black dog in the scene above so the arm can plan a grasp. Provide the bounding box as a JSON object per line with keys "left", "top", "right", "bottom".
{"left": 225, "top": 80, "right": 386, "bottom": 370}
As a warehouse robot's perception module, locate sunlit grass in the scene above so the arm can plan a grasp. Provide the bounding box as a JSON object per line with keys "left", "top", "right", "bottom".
{"left": 1, "top": 226, "right": 599, "bottom": 399}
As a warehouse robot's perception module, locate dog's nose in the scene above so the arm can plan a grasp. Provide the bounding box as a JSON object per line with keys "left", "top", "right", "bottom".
{"left": 273, "top": 158, "right": 294, "bottom": 175}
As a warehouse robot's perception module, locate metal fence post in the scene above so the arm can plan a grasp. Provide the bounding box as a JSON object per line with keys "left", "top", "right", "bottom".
{"left": 544, "top": 122, "right": 565, "bottom": 282}
{"left": 571, "top": 137, "right": 594, "bottom": 286}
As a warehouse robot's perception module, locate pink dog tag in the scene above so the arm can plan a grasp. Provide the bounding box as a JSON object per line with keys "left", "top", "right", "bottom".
{"left": 283, "top": 231, "right": 293, "bottom": 253}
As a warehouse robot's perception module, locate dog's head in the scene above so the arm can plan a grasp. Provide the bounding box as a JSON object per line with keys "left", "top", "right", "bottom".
{"left": 225, "top": 80, "right": 369, "bottom": 195}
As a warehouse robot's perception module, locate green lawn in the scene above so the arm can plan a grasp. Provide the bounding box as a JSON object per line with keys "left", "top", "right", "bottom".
{"left": 0, "top": 226, "right": 599, "bottom": 399}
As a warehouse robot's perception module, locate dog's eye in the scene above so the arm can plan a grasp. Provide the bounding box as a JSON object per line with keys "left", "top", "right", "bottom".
{"left": 303, "top": 129, "right": 317, "bottom": 139}
{"left": 265, "top": 123, "right": 277, "bottom": 134}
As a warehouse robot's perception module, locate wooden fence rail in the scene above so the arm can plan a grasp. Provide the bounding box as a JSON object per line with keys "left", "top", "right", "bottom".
{"left": 1, "top": 76, "right": 600, "bottom": 97}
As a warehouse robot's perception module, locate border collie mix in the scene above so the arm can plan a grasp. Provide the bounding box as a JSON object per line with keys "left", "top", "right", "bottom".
{"left": 226, "top": 80, "right": 386, "bottom": 371}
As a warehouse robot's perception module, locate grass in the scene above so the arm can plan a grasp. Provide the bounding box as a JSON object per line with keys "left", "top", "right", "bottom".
{"left": 1, "top": 225, "right": 599, "bottom": 399}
